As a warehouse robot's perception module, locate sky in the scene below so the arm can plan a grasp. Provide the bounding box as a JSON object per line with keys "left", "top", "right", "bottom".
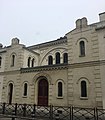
{"left": 0, "top": 0, "right": 105, "bottom": 47}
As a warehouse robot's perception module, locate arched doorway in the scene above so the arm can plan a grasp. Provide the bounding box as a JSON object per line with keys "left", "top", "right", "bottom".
{"left": 38, "top": 79, "right": 48, "bottom": 106}
{"left": 8, "top": 83, "right": 13, "bottom": 104}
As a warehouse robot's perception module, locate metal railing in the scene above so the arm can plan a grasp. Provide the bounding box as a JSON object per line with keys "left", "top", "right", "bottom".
{"left": 0, "top": 103, "right": 105, "bottom": 120}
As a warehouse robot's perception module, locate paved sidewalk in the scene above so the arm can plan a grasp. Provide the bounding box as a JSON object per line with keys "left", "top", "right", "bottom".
{"left": 0, "top": 117, "right": 49, "bottom": 120}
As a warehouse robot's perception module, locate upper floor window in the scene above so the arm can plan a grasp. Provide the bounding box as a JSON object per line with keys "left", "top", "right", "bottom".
{"left": 27, "top": 57, "right": 31, "bottom": 67}
{"left": 56, "top": 52, "right": 60, "bottom": 64}
{"left": 23, "top": 83, "right": 28, "bottom": 96}
{"left": 0, "top": 56, "right": 2, "bottom": 67}
{"left": 58, "top": 82, "right": 63, "bottom": 97}
{"left": 80, "top": 41, "right": 85, "bottom": 56}
{"left": 48, "top": 55, "right": 53, "bottom": 65}
{"left": 11, "top": 55, "right": 15, "bottom": 66}
{"left": 81, "top": 81, "right": 87, "bottom": 97}
{"left": 32, "top": 58, "right": 35, "bottom": 67}
{"left": 63, "top": 53, "right": 68, "bottom": 64}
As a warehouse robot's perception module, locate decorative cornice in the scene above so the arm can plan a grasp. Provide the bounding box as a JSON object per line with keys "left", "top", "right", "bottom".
{"left": 27, "top": 36, "right": 67, "bottom": 50}
{"left": 1, "top": 60, "right": 105, "bottom": 74}
{"left": 69, "top": 60, "right": 105, "bottom": 68}
{"left": 21, "top": 60, "right": 105, "bottom": 73}
{"left": 0, "top": 70, "right": 20, "bottom": 75}
{"left": 95, "top": 25, "right": 105, "bottom": 30}
{"left": 21, "top": 64, "right": 68, "bottom": 73}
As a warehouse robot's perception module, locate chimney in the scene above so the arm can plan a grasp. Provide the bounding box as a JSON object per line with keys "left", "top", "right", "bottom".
{"left": 76, "top": 17, "right": 88, "bottom": 29}
{"left": 11, "top": 38, "right": 20, "bottom": 45}
{"left": 99, "top": 12, "right": 105, "bottom": 22}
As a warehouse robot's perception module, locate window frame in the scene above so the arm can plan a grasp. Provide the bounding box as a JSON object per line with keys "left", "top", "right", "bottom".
{"left": 56, "top": 80, "right": 64, "bottom": 99}
{"left": 11, "top": 54, "right": 16, "bottom": 67}
{"left": 79, "top": 41, "right": 85, "bottom": 57}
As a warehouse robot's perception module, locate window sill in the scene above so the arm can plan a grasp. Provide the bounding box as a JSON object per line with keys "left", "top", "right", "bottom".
{"left": 11, "top": 65, "right": 14, "bottom": 67}
{"left": 79, "top": 55, "right": 85, "bottom": 57}
{"left": 80, "top": 97, "right": 88, "bottom": 100}
{"left": 22, "top": 96, "right": 27, "bottom": 98}
{"left": 56, "top": 96, "right": 63, "bottom": 99}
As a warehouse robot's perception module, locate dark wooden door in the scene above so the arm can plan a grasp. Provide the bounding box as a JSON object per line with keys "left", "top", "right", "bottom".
{"left": 38, "top": 79, "right": 48, "bottom": 106}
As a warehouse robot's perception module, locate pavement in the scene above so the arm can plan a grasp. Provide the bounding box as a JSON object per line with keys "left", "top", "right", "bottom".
{"left": 0, "top": 115, "right": 50, "bottom": 120}
{"left": 0, "top": 117, "right": 50, "bottom": 120}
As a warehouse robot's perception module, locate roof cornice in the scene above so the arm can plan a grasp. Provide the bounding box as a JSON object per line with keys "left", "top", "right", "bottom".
{"left": 27, "top": 36, "right": 67, "bottom": 50}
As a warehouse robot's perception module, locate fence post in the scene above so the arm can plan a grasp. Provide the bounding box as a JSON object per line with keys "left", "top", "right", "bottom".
{"left": 71, "top": 106, "right": 73, "bottom": 120}
{"left": 2, "top": 102, "right": 6, "bottom": 114}
{"left": 31, "top": 104, "right": 36, "bottom": 118}
{"left": 69, "top": 106, "right": 71, "bottom": 120}
{"left": 15, "top": 103, "right": 17, "bottom": 116}
{"left": 23, "top": 103, "right": 26, "bottom": 117}
{"left": 50, "top": 105, "right": 53, "bottom": 120}
{"left": 94, "top": 107, "right": 98, "bottom": 120}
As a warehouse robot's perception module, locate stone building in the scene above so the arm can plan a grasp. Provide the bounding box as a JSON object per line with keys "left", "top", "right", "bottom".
{"left": 0, "top": 12, "right": 105, "bottom": 108}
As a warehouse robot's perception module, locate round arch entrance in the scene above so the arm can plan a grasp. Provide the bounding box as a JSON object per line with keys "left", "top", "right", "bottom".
{"left": 38, "top": 79, "right": 49, "bottom": 106}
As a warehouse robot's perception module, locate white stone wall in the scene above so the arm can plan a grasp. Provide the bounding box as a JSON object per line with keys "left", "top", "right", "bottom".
{"left": 0, "top": 12, "right": 105, "bottom": 108}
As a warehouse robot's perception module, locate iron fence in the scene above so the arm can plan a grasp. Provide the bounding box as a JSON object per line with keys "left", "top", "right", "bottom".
{"left": 0, "top": 103, "right": 105, "bottom": 120}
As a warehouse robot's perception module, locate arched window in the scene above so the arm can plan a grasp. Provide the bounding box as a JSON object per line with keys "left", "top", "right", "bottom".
{"left": 32, "top": 58, "right": 35, "bottom": 67}
{"left": 63, "top": 53, "right": 68, "bottom": 63}
{"left": 81, "top": 81, "right": 87, "bottom": 97}
{"left": 11, "top": 55, "right": 15, "bottom": 66}
{"left": 0, "top": 56, "right": 2, "bottom": 66}
{"left": 27, "top": 57, "right": 31, "bottom": 67}
{"left": 80, "top": 41, "right": 85, "bottom": 56}
{"left": 58, "top": 82, "right": 63, "bottom": 97}
{"left": 48, "top": 55, "right": 53, "bottom": 65}
{"left": 56, "top": 52, "right": 60, "bottom": 64}
{"left": 23, "top": 83, "right": 28, "bottom": 96}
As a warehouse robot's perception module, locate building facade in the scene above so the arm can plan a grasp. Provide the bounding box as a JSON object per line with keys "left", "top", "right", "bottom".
{"left": 0, "top": 12, "right": 105, "bottom": 108}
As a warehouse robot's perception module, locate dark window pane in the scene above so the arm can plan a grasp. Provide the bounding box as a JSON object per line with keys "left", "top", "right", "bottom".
{"left": 12, "top": 55, "right": 15, "bottom": 66}
{"left": 81, "top": 81, "right": 87, "bottom": 97}
{"left": 27, "top": 57, "right": 31, "bottom": 67}
{"left": 58, "top": 82, "right": 62, "bottom": 97}
{"left": 32, "top": 58, "right": 35, "bottom": 67}
{"left": 56, "top": 52, "right": 60, "bottom": 64}
{"left": 63, "top": 53, "right": 68, "bottom": 63}
{"left": 80, "top": 41, "right": 85, "bottom": 56}
{"left": 0, "top": 57, "right": 2, "bottom": 66}
{"left": 8, "top": 83, "right": 13, "bottom": 104}
{"left": 48, "top": 56, "right": 53, "bottom": 65}
{"left": 24, "top": 83, "right": 27, "bottom": 96}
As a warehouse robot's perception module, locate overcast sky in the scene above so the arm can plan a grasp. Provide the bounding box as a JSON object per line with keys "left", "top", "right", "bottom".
{"left": 0, "top": 0, "right": 105, "bottom": 47}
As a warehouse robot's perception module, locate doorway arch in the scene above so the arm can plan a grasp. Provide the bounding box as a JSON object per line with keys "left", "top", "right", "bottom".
{"left": 38, "top": 79, "right": 48, "bottom": 106}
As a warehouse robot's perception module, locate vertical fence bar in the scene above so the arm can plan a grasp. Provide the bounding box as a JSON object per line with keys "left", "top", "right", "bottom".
{"left": 95, "top": 108, "right": 98, "bottom": 120}
{"left": 50, "top": 105, "right": 53, "bottom": 120}
{"left": 15, "top": 103, "right": 17, "bottom": 116}
{"left": 23, "top": 103, "right": 26, "bottom": 117}
{"left": 31, "top": 104, "right": 36, "bottom": 118}
{"left": 2, "top": 102, "right": 6, "bottom": 114}
{"left": 94, "top": 107, "right": 97, "bottom": 120}
{"left": 71, "top": 106, "right": 73, "bottom": 120}
{"left": 69, "top": 106, "right": 71, "bottom": 120}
